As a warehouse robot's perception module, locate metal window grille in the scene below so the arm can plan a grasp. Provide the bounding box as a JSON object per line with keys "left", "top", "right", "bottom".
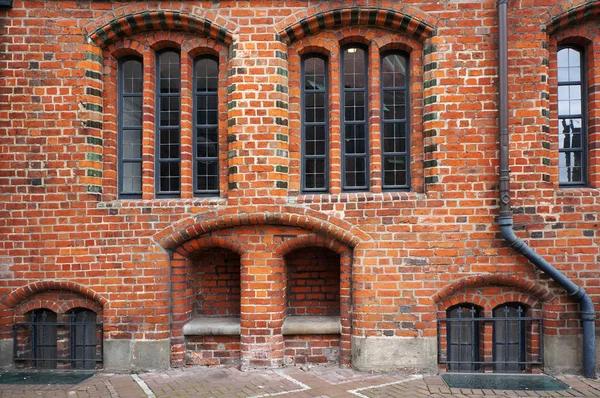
{"left": 438, "top": 305, "right": 542, "bottom": 372}
{"left": 13, "top": 310, "right": 103, "bottom": 369}
{"left": 446, "top": 306, "right": 480, "bottom": 372}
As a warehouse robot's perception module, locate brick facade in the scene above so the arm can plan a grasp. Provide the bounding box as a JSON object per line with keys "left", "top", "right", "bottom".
{"left": 0, "top": 0, "right": 599, "bottom": 374}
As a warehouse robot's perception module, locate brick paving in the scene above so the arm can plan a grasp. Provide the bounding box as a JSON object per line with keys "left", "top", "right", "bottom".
{"left": 1, "top": 367, "right": 600, "bottom": 398}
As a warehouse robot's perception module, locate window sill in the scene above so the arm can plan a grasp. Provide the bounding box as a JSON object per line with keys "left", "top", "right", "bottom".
{"left": 282, "top": 315, "right": 341, "bottom": 335}
{"left": 183, "top": 316, "right": 240, "bottom": 336}
{"left": 556, "top": 187, "right": 600, "bottom": 197}
{"left": 292, "top": 191, "right": 423, "bottom": 204}
{"left": 97, "top": 197, "right": 226, "bottom": 208}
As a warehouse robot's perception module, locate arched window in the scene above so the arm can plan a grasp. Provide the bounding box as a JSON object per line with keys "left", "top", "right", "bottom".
{"left": 301, "top": 54, "right": 329, "bottom": 192}
{"left": 29, "top": 309, "right": 58, "bottom": 369}
{"left": 557, "top": 46, "right": 586, "bottom": 186}
{"left": 381, "top": 52, "right": 409, "bottom": 189}
{"left": 446, "top": 304, "right": 480, "bottom": 371}
{"left": 194, "top": 55, "right": 220, "bottom": 195}
{"left": 156, "top": 50, "right": 182, "bottom": 197}
{"left": 342, "top": 44, "right": 369, "bottom": 191}
{"left": 118, "top": 57, "right": 143, "bottom": 198}
{"left": 493, "top": 303, "right": 527, "bottom": 372}
{"left": 69, "top": 309, "right": 98, "bottom": 369}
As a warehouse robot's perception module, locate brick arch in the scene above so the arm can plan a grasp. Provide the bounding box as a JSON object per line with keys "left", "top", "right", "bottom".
{"left": 278, "top": 7, "right": 435, "bottom": 44}
{"left": 432, "top": 274, "right": 554, "bottom": 305}
{"left": 17, "top": 301, "right": 61, "bottom": 316}
{"left": 545, "top": 1, "right": 600, "bottom": 35}
{"left": 154, "top": 206, "right": 371, "bottom": 251}
{"left": 274, "top": 234, "right": 349, "bottom": 258}
{"left": 88, "top": 11, "right": 233, "bottom": 48}
{"left": 2, "top": 281, "right": 108, "bottom": 309}
{"left": 174, "top": 235, "right": 247, "bottom": 258}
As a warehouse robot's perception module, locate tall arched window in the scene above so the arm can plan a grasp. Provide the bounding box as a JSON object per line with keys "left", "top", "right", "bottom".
{"left": 118, "top": 57, "right": 143, "bottom": 198}
{"left": 342, "top": 45, "right": 368, "bottom": 191}
{"left": 301, "top": 55, "right": 329, "bottom": 192}
{"left": 194, "top": 56, "right": 220, "bottom": 195}
{"left": 381, "top": 52, "right": 410, "bottom": 189}
{"left": 156, "top": 50, "right": 182, "bottom": 197}
{"left": 557, "top": 47, "right": 586, "bottom": 186}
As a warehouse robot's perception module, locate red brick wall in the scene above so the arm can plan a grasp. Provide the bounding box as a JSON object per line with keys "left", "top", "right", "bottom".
{"left": 0, "top": 0, "right": 599, "bottom": 372}
{"left": 186, "top": 335, "right": 240, "bottom": 367}
{"left": 194, "top": 248, "right": 241, "bottom": 317}
{"left": 284, "top": 335, "right": 340, "bottom": 365}
{"left": 285, "top": 247, "right": 340, "bottom": 316}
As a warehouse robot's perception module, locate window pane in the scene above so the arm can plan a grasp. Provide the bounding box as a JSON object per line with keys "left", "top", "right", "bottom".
{"left": 384, "top": 156, "right": 407, "bottom": 187}
{"left": 383, "top": 91, "right": 406, "bottom": 120}
{"left": 123, "top": 97, "right": 142, "bottom": 127}
{"left": 196, "top": 128, "right": 219, "bottom": 158}
{"left": 123, "top": 59, "right": 142, "bottom": 94}
{"left": 559, "top": 119, "right": 582, "bottom": 149}
{"left": 160, "top": 130, "right": 180, "bottom": 159}
{"left": 196, "top": 160, "right": 219, "bottom": 191}
{"left": 160, "top": 97, "right": 180, "bottom": 127}
{"left": 345, "top": 157, "right": 366, "bottom": 188}
{"left": 382, "top": 54, "right": 407, "bottom": 88}
{"left": 559, "top": 151, "right": 584, "bottom": 183}
{"left": 195, "top": 57, "right": 218, "bottom": 92}
{"left": 159, "top": 51, "right": 180, "bottom": 94}
{"left": 122, "top": 130, "right": 142, "bottom": 159}
{"left": 160, "top": 162, "right": 180, "bottom": 192}
{"left": 343, "top": 47, "right": 365, "bottom": 89}
{"left": 304, "top": 57, "right": 326, "bottom": 90}
{"left": 123, "top": 162, "right": 142, "bottom": 192}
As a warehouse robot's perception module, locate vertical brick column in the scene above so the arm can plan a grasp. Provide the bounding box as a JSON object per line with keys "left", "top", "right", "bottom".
{"left": 240, "top": 249, "right": 286, "bottom": 368}
{"left": 226, "top": 35, "right": 289, "bottom": 203}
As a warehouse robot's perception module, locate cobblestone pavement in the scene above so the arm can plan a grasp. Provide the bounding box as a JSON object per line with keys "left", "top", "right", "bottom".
{"left": 2, "top": 366, "right": 600, "bottom": 398}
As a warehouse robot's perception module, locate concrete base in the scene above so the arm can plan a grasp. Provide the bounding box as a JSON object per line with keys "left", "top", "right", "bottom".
{"left": 103, "top": 339, "right": 170, "bottom": 372}
{"left": 544, "top": 334, "right": 600, "bottom": 376}
{"left": 0, "top": 339, "right": 13, "bottom": 369}
{"left": 352, "top": 336, "right": 437, "bottom": 373}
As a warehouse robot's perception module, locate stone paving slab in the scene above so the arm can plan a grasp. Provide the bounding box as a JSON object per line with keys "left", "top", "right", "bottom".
{"left": 1, "top": 366, "right": 600, "bottom": 398}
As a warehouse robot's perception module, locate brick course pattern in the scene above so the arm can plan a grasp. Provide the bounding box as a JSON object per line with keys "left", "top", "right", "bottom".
{"left": 0, "top": 0, "right": 599, "bottom": 373}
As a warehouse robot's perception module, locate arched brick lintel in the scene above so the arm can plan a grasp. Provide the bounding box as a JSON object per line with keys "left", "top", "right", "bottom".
{"left": 2, "top": 281, "right": 108, "bottom": 310}
{"left": 432, "top": 274, "right": 554, "bottom": 304}
{"left": 274, "top": 234, "right": 350, "bottom": 258}
{"left": 88, "top": 11, "right": 234, "bottom": 48}
{"left": 155, "top": 208, "right": 371, "bottom": 252}
{"left": 174, "top": 235, "right": 247, "bottom": 258}
{"left": 278, "top": 7, "right": 436, "bottom": 44}
{"left": 545, "top": 2, "right": 600, "bottom": 35}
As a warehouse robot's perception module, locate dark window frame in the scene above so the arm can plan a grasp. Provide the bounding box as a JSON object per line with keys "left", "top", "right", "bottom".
{"left": 557, "top": 45, "right": 587, "bottom": 187}
{"left": 117, "top": 56, "right": 144, "bottom": 199}
{"left": 446, "top": 304, "right": 480, "bottom": 372}
{"left": 380, "top": 50, "right": 410, "bottom": 191}
{"left": 155, "top": 49, "right": 182, "bottom": 198}
{"left": 341, "top": 44, "right": 369, "bottom": 191}
{"left": 492, "top": 303, "right": 527, "bottom": 373}
{"left": 301, "top": 53, "right": 330, "bottom": 193}
{"left": 193, "top": 54, "right": 220, "bottom": 196}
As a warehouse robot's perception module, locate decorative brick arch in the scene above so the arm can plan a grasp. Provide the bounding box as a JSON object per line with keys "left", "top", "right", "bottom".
{"left": 154, "top": 206, "right": 371, "bottom": 251}
{"left": 277, "top": 7, "right": 436, "bottom": 44}
{"left": 432, "top": 274, "right": 554, "bottom": 305}
{"left": 88, "top": 11, "right": 233, "bottom": 48}
{"left": 544, "top": 1, "right": 600, "bottom": 35}
{"left": 274, "top": 234, "right": 349, "bottom": 258}
{"left": 2, "top": 281, "right": 108, "bottom": 309}
{"left": 174, "top": 235, "right": 247, "bottom": 258}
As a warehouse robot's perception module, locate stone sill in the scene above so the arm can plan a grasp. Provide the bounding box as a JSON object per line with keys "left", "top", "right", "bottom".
{"left": 183, "top": 316, "right": 240, "bottom": 336}
{"left": 182, "top": 315, "right": 341, "bottom": 336}
{"left": 282, "top": 315, "right": 341, "bottom": 335}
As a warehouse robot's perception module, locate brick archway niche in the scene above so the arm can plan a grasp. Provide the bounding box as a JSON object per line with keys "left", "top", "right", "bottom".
{"left": 162, "top": 210, "right": 366, "bottom": 369}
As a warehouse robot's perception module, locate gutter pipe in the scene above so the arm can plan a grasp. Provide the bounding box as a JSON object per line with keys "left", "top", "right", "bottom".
{"left": 497, "top": 0, "right": 596, "bottom": 378}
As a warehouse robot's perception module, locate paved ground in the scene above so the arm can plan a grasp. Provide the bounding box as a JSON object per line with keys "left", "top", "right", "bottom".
{"left": 1, "top": 366, "right": 600, "bottom": 398}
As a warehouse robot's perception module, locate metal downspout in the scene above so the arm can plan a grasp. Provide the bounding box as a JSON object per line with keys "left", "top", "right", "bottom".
{"left": 497, "top": 0, "right": 596, "bottom": 378}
